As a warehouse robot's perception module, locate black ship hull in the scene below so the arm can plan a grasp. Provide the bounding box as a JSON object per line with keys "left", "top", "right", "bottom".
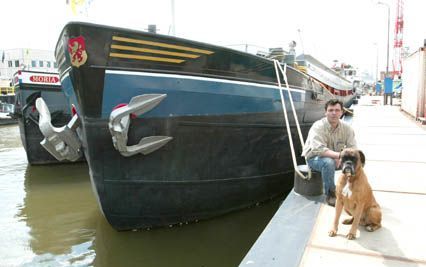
{"left": 13, "top": 70, "right": 83, "bottom": 165}
{"left": 83, "top": 113, "right": 315, "bottom": 229}
{"left": 55, "top": 22, "right": 354, "bottom": 230}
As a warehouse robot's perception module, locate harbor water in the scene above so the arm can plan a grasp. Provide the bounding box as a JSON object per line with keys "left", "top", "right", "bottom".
{"left": 0, "top": 124, "right": 283, "bottom": 267}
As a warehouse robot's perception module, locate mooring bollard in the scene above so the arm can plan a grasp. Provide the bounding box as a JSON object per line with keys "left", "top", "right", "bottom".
{"left": 294, "top": 165, "right": 323, "bottom": 196}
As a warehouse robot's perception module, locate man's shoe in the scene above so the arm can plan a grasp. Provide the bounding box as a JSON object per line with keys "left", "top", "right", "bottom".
{"left": 326, "top": 190, "right": 336, "bottom": 207}
{"left": 326, "top": 195, "right": 336, "bottom": 207}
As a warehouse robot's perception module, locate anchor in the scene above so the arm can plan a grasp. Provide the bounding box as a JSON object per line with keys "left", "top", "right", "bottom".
{"left": 13, "top": 91, "right": 41, "bottom": 123}
{"left": 36, "top": 98, "right": 82, "bottom": 161}
{"left": 108, "top": 94, "right": 173, "bottom": 157}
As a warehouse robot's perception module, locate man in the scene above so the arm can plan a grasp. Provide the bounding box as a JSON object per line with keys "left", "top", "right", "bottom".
{"left": 302, "top": 99, "right": 357, "bottom": 206}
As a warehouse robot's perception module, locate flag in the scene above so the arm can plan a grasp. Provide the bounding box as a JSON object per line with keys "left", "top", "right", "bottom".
{"left": 67, "top": 0, "right": 92, "bottom": 16}
{"left": 71, "top": 0, "right": 84, "bottom": 15}
{"left": 1, "top": 51, "right": 4, "bottom": 63}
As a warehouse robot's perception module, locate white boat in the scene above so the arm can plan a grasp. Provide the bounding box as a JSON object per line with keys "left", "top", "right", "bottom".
{"left": 0, "top": 102, "right": 17, "bottom": 125}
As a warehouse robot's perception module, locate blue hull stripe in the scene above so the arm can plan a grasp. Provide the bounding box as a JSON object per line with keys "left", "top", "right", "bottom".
{"left": 105, "top": 70, "right": 305, "bottom": 93}
{"left": 102, "top": 71, "right": 305, "bottom": 118}
{"left": 61, "top": 70, "right": 307, "bottom": 119}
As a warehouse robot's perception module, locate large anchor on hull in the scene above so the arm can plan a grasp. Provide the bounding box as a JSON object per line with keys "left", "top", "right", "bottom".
{"left": 35, "top": 98, "right": 82, "bottom": 161}
{"left": 109, "top": 94, "right": 173, "bottom": 157}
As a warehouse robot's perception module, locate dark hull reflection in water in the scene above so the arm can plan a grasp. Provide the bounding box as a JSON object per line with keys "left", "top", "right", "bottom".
{"left": 17, "top": 158, "right": 283, "bottom": 266}
{"left": 18, "top": 163, "right": 98, "bottom": 265}
{"left": 92, "top": 198, "right": 282, "bottom": 267}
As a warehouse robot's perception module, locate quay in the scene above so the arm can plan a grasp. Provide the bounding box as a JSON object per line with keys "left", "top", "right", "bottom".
{"left": 240, "top": 95, "right": 426, "bottom": 267}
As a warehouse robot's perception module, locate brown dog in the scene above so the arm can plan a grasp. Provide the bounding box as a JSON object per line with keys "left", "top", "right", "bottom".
{"left": 328, "top": 148, "right": 382, "bottom": 240}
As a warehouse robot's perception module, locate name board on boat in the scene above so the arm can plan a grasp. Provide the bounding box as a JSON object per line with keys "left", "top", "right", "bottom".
{"left": 14, "top": 71, "right": 61, "bottom": 86}
{"left": 30, "top": 75, "right": 59, "bottom": 84}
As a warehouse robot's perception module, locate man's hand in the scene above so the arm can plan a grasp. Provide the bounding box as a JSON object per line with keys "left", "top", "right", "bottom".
{"left": 321, "top": 150, "right": 342, "bottom": 168}
{"left": 334, "top": 158, "right": 341, "bottom": 168}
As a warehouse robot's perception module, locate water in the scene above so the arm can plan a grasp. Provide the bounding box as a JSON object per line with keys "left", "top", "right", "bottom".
{"left": 0, "top": 124, "right": 283, "bottom": 267}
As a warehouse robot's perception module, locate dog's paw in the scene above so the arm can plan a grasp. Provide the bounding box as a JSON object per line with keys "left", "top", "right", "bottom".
{"left": 366, "top": 224, "right": 381, "bottom": 232}
{"left": 328, "top": 230, "right": 337, "bottom": 237}
{"left": 346, "top": 233, "right": 356, "bottom": 240}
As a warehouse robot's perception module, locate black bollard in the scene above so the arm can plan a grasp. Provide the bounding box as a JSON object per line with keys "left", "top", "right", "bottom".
{"left": 294, "top": 165, "right": 323, "bottom": 196}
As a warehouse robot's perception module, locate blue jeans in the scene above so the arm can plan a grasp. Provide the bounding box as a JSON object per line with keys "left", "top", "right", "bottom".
{"left": 307, "top": 156, "right": 336, "bottom": 195}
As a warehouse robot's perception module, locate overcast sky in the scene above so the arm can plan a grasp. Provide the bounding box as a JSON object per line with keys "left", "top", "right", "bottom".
{"left": 1, "top": 0, "right": 425, "bottom": 77}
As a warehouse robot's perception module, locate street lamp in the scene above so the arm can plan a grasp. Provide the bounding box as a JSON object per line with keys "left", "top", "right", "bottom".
{"left": 373, "top": 42, "right": 379, "bottom": 95}
{"left": 377, "top": 1, "right": 390, "bottom": 79}
{"left": 374, "top": 43, "right": 379, "bottom": 83}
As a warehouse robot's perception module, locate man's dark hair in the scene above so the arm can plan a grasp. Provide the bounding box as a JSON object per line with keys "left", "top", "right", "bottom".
{"left": 324, "top": 99, "right": 343, "bottom": 111}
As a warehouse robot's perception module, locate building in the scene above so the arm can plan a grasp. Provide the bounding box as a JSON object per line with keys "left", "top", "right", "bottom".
{"left": 1, "top": 48, "right": 57, "bottom": 95}
{"left": 1, "top": 48, "right": 57, "bottom": 81}
{"left": 401, "top": 44, "right": 426, "bottom": 121}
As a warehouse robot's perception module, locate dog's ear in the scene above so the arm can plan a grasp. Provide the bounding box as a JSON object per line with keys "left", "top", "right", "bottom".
{"left": 358, "top": 150, "right": 365, "bottom": 167}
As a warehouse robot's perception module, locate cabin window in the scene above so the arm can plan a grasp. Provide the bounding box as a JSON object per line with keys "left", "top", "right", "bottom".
{"left": 54, "top": 62, "right": 58, "bottom": 68}
{"left": 39, "top": 61, "right": 44, "bottom": 67}
{"left": 8, "top": 61, "right": 12, "bottom": 67}
{"left": 31, "top": 60, "right": 36, "bottom": 67}
{"left": 47, "top": 61, "right": 51, "bottom": 68}
{"left": 14, "top": 60, "right": 19, "bottom": 67}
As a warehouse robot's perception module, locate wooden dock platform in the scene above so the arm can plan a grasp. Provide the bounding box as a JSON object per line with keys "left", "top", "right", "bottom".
{"left": 240, "top": 96, "right": 426, "bottom": 267}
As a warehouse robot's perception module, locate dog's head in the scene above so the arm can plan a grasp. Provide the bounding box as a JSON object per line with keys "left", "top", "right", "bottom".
{"left": 340, "top": 148, "right": 365, "bottom": 177}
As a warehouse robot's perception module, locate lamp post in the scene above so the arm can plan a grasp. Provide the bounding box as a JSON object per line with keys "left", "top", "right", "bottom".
{"left": 375, "top": 43, "right": 379, "bottom": 83}
{"left": 373, "top": 42, "right": 379, "bottom": 95}
{"left": 297, "top": 29, "right": 305, "bottom": 56}
{"left": 377, "top": 1, "right": 390, "bottom": 79}
{"left": 377, "top": 1, "right": 391, "bottom": 104}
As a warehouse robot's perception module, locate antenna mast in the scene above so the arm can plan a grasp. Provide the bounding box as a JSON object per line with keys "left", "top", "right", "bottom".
{"left": 170, "top": 0, "right": 176, "bottom": 36}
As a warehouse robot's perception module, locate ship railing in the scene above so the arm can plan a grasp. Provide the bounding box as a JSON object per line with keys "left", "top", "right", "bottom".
{"left": 273, "top": 60, "right": 309, "bottom": 180}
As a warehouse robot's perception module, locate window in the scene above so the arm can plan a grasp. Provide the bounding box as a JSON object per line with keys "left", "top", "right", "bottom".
{"left": 8, "top": 61, "right": 12, "bottom": 67}
{"left": 54, "top": 62, "right": 58, "bottom": 68}
{"left": 15, "top": 60, "right": 19, "bottom": 67}
{"left": 39, "top": 61, "right": 43, "bottom": 67}
{"left": 32, "top": 60, "right": 36, "bottom": 67}
{"left": 47, "top": 61, "right": 51, "bottom": 68}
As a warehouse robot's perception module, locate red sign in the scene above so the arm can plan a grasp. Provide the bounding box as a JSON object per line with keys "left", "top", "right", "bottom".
{"left": 30, "top": 75, "right": 59, "bottom": 83}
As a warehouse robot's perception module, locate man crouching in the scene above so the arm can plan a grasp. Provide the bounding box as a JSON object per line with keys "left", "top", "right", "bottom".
{"left": 302, "top": 99, "right": 357, "bottom": 206}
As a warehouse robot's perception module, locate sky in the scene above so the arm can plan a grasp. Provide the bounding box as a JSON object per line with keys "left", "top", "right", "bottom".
{"left": 1, "top": 0, "right": 425, "bottom": 80}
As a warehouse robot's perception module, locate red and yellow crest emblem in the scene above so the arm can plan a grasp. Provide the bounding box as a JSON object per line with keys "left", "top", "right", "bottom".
{"left": 68, "top": 36, "right": 88, "bottom": 68}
